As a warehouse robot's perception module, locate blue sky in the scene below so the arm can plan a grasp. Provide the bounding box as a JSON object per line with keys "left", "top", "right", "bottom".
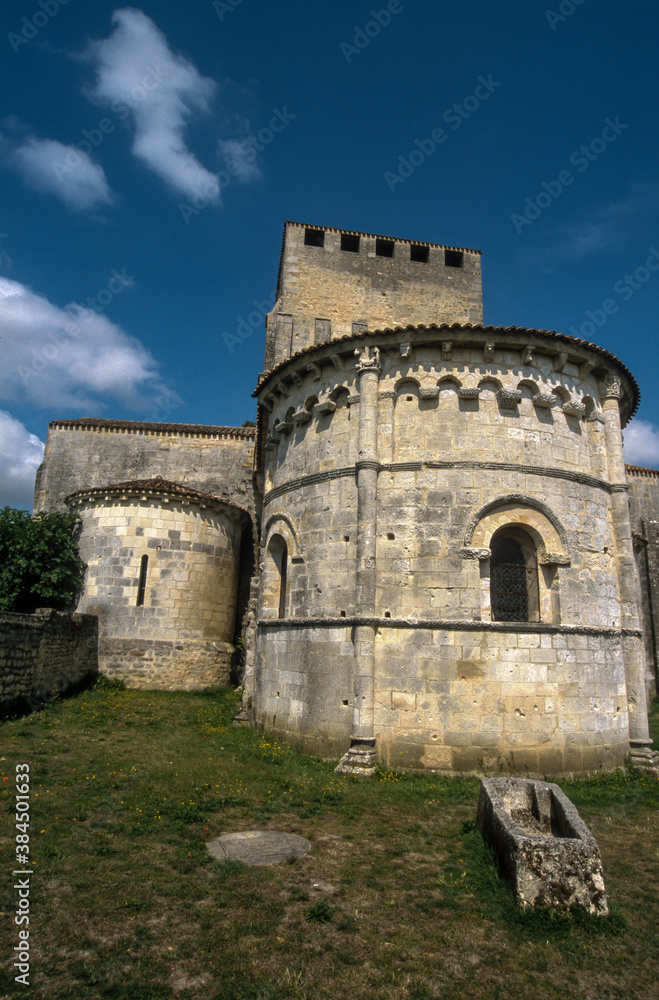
{"left": 1, "top": 0, "right": 659, "bottom": 507}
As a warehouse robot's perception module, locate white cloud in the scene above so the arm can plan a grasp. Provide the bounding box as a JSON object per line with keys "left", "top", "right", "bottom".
{"left": 84, "top": 8, "right": 220, "bottom": 203}
{"left": 555, "top": 183, "right": 659, "bottom": 262}
{"left": 0, "top": 411, "right": 44, "bottom": 510}
{"left": 218, "top": 138, "right": 261, "bottom": 183}
{"left": 623, "top": 419, "right": 659, "bottom": 468}
{"left": 0, "top": 275, "right": 173, "bottom": 412}
{"left": 11, "top": 135, "right": 113, "bottom": 212}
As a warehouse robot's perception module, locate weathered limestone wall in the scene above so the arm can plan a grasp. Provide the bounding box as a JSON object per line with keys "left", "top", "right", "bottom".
{"left": 34, "top": 419, "right": 256, "bottom": 515}
{"left": 627, "top": 465, "right": 659, "bottom": 699}
{"left": 72, "top": 491, "right": 247, "bottom": 690}
{"left": 253, "top": 326, "right": 643, "bottom": 774}
{"left": 0, "top": 610, "right": 98, "bottom": 712}
{"left": 264, "top": 222, "right": 483, "bottom": 369}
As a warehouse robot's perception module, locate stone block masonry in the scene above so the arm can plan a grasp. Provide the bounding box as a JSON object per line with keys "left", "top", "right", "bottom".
{"left": 264, "top": 221, "right": 483, "bottom": 369}
{"left": 34, "top": 419, "right": 256, "bottom": 516}
{"left": 628, "top": 465, "right": 659, "bottom": 700}
{"left": 68, "top": 479, "right": 250, "bottom": 691}
{"left": 0, "top": 610, "right": 98, "bottom": 713}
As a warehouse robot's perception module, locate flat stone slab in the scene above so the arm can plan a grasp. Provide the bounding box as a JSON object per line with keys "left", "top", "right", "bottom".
{"left": 206, "top": 830, "right": 311, "bottom": 866}
{"left": 477, "top": 778, "right": 608, "bottom": 915}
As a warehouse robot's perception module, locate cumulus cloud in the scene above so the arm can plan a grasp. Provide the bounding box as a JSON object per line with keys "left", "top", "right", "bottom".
{"left": 0, "top": 411, "right": 44, "bottom": 510}
{"left": 623, "top": 419, "right": 659, "bottom": 469}
{"left": 84, "top": 8, "right": 220, "bottom": 203}
{"left": 0, "top": 274, "right": 174, "bottom": 412}
{"left": 11, "top": 135, "right": 113, "bottom": 212}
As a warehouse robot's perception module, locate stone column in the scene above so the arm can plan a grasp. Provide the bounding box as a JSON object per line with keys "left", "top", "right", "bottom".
{"left": 336, "top": 345, "right": 381, "bottom": 776}
{"left": 378, "top": 390, "right": 396, "bottom": 465}
{"left": 600, "top": 375, "right": 654, "bottom": 765}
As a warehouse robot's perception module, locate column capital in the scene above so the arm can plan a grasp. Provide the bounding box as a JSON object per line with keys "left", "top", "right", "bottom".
{"left": 598, "top": 374, "right": 622, "bottom": 402}
{"left": 354, "top": 344, "right": 381, "bottom": 374}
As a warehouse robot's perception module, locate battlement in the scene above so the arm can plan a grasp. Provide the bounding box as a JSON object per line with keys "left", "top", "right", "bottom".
{"left": 264, "top": 221, "right": 483, "bottom": 369}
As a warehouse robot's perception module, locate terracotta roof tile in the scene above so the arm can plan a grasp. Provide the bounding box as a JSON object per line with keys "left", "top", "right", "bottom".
{"left": 49, "top": 418, "right": 255, "bottom": 439}
{"left": 66, "top": 478, "right": 250, "bottom": 518}
{"left": 253, "top": 321, "right": 641, "bottom": 423}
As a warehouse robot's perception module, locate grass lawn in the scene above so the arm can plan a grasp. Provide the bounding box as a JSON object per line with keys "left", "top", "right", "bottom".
{"left": 1, "top": 679, "right": 658, "bottom": 1000}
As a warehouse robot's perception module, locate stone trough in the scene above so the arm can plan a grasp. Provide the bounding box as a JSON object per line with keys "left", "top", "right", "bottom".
{"left": 476, "top": 777, "right": 608, "bottom": 915}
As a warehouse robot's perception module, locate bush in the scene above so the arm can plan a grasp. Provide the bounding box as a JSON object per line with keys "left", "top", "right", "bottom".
{"left": 0, "top": 507, "right": 85, "bottom": 613}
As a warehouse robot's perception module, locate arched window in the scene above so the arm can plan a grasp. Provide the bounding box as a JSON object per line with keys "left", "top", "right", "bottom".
{"left": 490, "top": 527, "right": 539, "bottom": 622}
{"left": 278, "top": 542, "right": 288, "bottom": 619}
{"left": 136, "top": 554, "right": 149, "bottom": 607}
{"left": 266, "top": 534, "right": 288, "bottom": 619}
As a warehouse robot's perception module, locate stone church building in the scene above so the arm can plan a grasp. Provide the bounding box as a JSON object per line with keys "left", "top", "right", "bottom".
{"left": 34, "top": 221, "right": 659, "bottom": 776}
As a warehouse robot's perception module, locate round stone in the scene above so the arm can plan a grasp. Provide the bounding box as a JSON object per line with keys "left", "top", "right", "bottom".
{"left": 206, "top": 830, "right": 311, "bottom": 866}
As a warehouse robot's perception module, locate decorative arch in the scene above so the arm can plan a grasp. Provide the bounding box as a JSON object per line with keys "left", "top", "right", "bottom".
{"left": 394, "top": 376, "right": 421, "bottom": 395}
{"left": 261, "top": 514, "right": 302, "bottom": 621}
{"left": 263, "top": 512, "right": 302, "bottom": 561}
{"left": 477, "top": 376, "right": 503, "bottom": 394}
{"left": 517, "top": 378, "right": 539, "bottom": 399}
{"left": 464, "top": 494, "right": 569, "bottom": 562}
{"left": 463, "top": 495, "right": 570, "bottom": 625}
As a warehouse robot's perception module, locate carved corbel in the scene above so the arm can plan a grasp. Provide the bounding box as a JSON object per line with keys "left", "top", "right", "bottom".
{"left": 562, "top": 399, "right": 586, "bottom": 417}
{"left": 522, "top": 346, "right": 533, "bottom": 366}
{"left": 554, "top": 352, "right": 569, "bottom": 373}
{"left": 460, "top": 547, "right": 491, "bottom": 561}
{"left": 260, "top": 396, "right": 274, "bottom": 413}
{"left": 276, "top": 382, "right": 290, "bottom": 399}
{"left": 314, "top": 398, "right": 337, "bottom": 416}
{"left": 483, "top": 342, "right": 495, "bottom": 362}
{"left": 532, "top": 393, "right": 556, "bottom": 408}
{"left": 307, "top": 363, "right": 322, "bottom": 381}
{"left": 330, "top": 354, "right": 343, "bottom": 371}
{"left": 291, "top": 371, "right": 303, "bottom": 387}
{"left": 399, "top": 342, "right": 411, "bottom": 358}
{"left": 441, "top": 341, "right": 453, "bottom": 361}
{"left": 496, "top": 388, "right": 522, "bottom": 409}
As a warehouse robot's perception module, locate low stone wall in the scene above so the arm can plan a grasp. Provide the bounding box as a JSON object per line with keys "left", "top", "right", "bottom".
{"left": 0, "top": 610, "right": 98, "bottom": 712}
{"left": 100, "top": 637, "right": 233, "bottom": 691}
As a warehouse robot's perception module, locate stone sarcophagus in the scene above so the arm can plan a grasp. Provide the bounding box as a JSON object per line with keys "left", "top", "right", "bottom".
{"left": 477, "top": 777, "right": 608, "bottom": 915}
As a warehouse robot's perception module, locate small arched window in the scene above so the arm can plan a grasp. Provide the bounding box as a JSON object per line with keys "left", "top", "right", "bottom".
{"left": 278, "top": 542, "right": 288, "bottom": 619}
{"left": 136, "top": 554, "right": 149, "bottom": 607}
{"left": 266, "top": 534, "right": 288, "bottom": 619}
{"left": 490, "top": 527, "right": 539, "bottom": 622}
